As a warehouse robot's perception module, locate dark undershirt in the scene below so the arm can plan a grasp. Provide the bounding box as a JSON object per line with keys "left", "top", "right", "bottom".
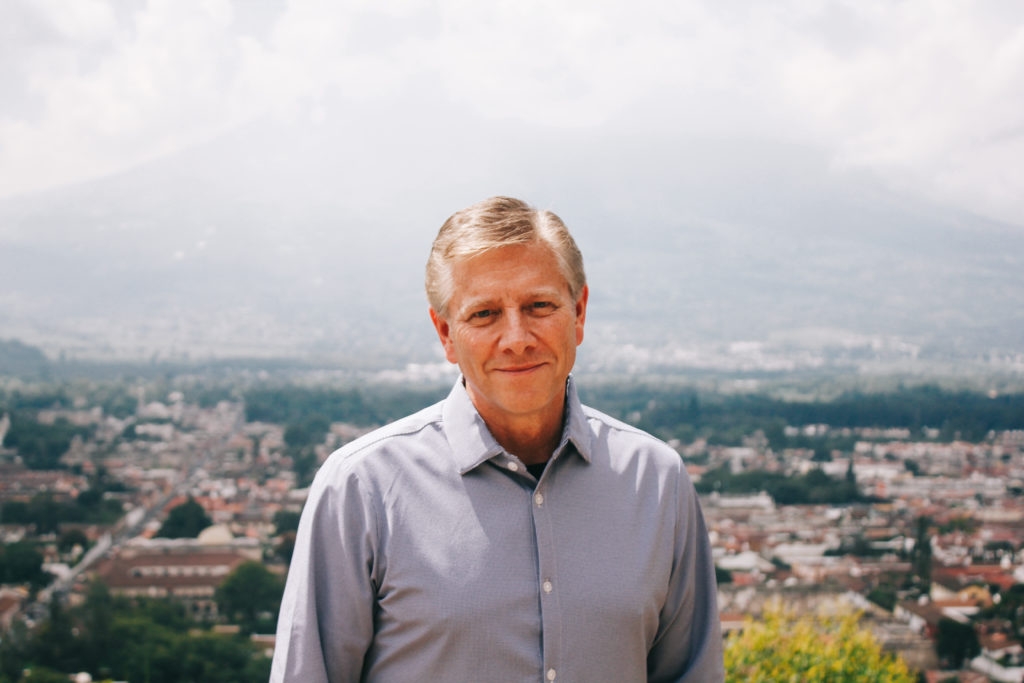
{"left": 526, "top": 462, "right": 547, "bottom": 480}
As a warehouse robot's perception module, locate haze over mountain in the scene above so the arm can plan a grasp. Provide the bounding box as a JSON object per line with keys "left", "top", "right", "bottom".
{"left": 2, "top": 101, "right": 1021, "bottom": 374}
{"left": 2, "top": 1, "right": 1022, "bottom": 375}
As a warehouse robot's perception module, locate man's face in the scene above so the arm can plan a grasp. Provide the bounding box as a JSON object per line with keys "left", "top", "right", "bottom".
{"left": 430, "top": 241, "right": 587, "bottom": 432}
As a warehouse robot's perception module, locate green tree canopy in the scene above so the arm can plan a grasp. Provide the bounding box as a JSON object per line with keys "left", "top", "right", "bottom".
{"left": 2, "top": 416, "right": 87, "bottom": 470}
{"left": 215, "top": 561, "right": 284, "bottom": 634}
{"left": 273, "top": 509, "right": 302, "bottom": 536}
{"left": 911, "top": 515, "right": 933, "bottom": 587}
{"left": 273, "top": 509, "right": 302, "bottom": 562}
{"left": 695, "top": 465, "right": 869, "bottom": 505}
{"left": 2, "top": 582, "right": 270, "bottom": 683}
{"left": 19, "top": 667, "right": 71, "bottom": 683}
{"left": 56, "top": 528, "right": 89, "bottom": 554}
{"left": 283, "top": 414, "right": 330, "bottom": 449}
{"left": 156, "top": 497, "right": 212, "bottom": 539}
{"left": 935, "top": 618, "right": 980, "bottom": 669}
{"left": 724, "top": 605, "right": 914, "bottom": 682}
{"left": 1, "top": 491, "right": 124, "bottom": 534}
{"left": 0, "top": 541, "right": 50, "bottom": 589}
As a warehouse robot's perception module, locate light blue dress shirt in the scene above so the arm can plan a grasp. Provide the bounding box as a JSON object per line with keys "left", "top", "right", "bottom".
{"left": 271, "top": 377, "right": 724, "bottom": 682}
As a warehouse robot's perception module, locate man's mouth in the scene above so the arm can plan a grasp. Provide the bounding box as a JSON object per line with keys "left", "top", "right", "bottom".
{"left": 494, "top": 362, "right": 545, "bottom": 374}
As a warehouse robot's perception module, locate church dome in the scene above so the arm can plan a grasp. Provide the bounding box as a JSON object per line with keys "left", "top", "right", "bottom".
{"left": 197, "top": 524, "right": 234, "bottom": 545}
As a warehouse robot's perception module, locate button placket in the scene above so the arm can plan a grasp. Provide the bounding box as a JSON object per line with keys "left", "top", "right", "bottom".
{"left": 531, "top": 482, "right": 560, "bottom": 683}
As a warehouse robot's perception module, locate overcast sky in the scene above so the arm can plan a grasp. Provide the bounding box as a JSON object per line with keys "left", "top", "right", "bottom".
{"left": 3, "top": 0, "right": 1022, "bottom": 230}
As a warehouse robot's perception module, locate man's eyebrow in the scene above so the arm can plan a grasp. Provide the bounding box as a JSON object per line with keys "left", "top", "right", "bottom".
{"left": 513, "top": 286, "right": 567, "bottom": 302}
{"left": 458, "top": 297, "right": 499, "bottom": 313}
{"left": 457, "top": 288, "right": 566, "bottom": 315}
{"left": 525, "top": 287, "right": 565, "bottom": 299}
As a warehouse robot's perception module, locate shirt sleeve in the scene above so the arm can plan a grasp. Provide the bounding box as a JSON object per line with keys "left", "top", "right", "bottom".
{"left": 647, "top": 462, "right": 725, "bottom": 682}
{"left": 270, "top": 463, "right": 380, "bottom": 683}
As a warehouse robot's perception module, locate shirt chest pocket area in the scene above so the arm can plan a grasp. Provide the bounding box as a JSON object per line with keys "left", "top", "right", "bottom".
{"left": 374, "top": 493, "right": 543, "bottom": 636}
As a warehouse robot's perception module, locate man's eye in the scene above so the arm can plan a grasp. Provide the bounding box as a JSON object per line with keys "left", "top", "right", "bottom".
{"left": 469, "top": 309, "right": 496, "bottom": 322}
{"left": 530, "top": 302, "right": 556, "bottom": 313}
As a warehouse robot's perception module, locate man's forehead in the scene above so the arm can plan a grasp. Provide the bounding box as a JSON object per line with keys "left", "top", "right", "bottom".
{"left": 456, "top": 283, "right": 568, "bottom": 306}
{"left": 448, "top": 250, "right": 572, "bottom": 309}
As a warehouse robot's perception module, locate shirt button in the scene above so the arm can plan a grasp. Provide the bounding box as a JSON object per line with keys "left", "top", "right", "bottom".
{"left": 547, "top": 669, "right": 557, "bottom": 680}
{"left": 534, "top": 492, "right": 544, "bottom": 506}
{"left": 542, "top": 580, "right": 553, "bottom": 593}
{"left": 508, "top": 462, "right": 519, "bottom": 472}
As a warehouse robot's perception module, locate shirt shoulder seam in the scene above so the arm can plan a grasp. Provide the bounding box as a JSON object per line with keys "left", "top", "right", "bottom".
{"left": 327, "top": 406, "right": 444, "bottom": 471}
{"left": 581, "top": 404, "right": 665, "bottom": 444}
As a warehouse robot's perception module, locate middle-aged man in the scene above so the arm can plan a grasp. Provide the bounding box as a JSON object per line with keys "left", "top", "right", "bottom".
{"left": 271, "top": 197, "right": 724, "bottom": 682}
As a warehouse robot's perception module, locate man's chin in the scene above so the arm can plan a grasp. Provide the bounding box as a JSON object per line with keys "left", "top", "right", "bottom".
{"left": 494, "top": 384, "right": 564, "bottom": 415}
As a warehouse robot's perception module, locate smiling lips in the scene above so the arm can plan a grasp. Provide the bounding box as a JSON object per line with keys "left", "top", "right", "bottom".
{"left": 493, "top": 362, "right": 547, "bottom": 374}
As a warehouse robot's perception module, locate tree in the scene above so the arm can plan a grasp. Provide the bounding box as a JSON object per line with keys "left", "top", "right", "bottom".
{"left": 109, "top": 616, "right": 182, "bottom": 683}
{"left": 78, "top": 580, "right": 115, "bottom": 676}
{"left": 935, "top": 618, "right": 980, "bottom": 669}
{"left": 291, "top": 448, "right": 319, "bottom": 487}
{"left": 177, "top": 632, "right": 273, "bottom": 682}
{"left": 283, "top": 414, "right": 330, "bottom": 449}
{"left": 0, "top": 541, "right": 50, "bottom": 589}
{"left": 0, "top": 618, "right": 30, "bottom": 681}
{"left": 911, "top": 515, "right": 933, "bottom": 588}
{"left": 724, "top": 605, "right": 914, "bottom": 682}
{"left": 5, "top": 581, "right": 271, "bottom": 683}
{"left": 156, "top": 496, "right": 212, "bottom": 538}
{"left": 215, "top": 561, "right": 283, "bottom": 634}
{"left": 75, "top": 488, "right": 103, "bottom": 509}
{"left": 19, "top": 667, "right": 70, "bottom": 683}
{"left": 273, "top": 508, "right": 302, "bottom": 563}
{"left": 2, "top": 416, "right": 85, "bottom": 470}
{"left": 26, "top": 598, "right": 79, "bottom": 675}
{"left": 275, "top": 531, "right": 297, "bottom": 563}
{"left": 18, "top": 493, "right": 65, "bottom": 535}
{"left": 273, "top": 509, "right": 302, "bottom": 535}
{"left": 282, "top": 414, "right": 330, "bottom": 486}
{"left": 981, "top": 583, "right": 1024, "bottom": 640}
{"left": 57, "top": 528, "right": 89, "bottom": 555}
{"left": 812, "top": 444, "right": 832, "bottom": 462}
{"left": 867, "top": 587, "right": 897, "bottom": 612}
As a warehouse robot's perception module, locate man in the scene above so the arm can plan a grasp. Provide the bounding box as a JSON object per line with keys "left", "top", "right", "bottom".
{"left": 271, "top": 197, "right": 724, "bottom": 682}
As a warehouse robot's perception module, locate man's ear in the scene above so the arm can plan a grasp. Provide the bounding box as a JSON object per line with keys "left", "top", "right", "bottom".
{"left": 429, "top": 309, "right": 459, "bottom": 364}
{"left": 574, "top": 286, "right": 589, "bottom": 346}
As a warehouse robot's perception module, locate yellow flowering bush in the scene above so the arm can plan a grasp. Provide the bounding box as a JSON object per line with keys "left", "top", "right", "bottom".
{"left": 724, "top": 604, "right": 915, "bottom": 682}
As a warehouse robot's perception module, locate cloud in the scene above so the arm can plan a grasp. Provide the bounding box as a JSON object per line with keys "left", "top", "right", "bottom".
{"left": 2, "top": 0, "right": 248, "bottom": 192}
{"left": 0, "top": 0, "right": 1021, "bottom": 228}
{"left": 776, "top": 2, "right": 1024, "bottom": 227}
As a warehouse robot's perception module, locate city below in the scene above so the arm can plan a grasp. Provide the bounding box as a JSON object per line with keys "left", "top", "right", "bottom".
{"left": 1, "top": 341, "right": 1023, "bottom": 682}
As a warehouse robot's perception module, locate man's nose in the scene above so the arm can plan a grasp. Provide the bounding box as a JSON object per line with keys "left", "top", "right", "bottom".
{"left": 499, "top": 309, "right": 535, "bottom": 353}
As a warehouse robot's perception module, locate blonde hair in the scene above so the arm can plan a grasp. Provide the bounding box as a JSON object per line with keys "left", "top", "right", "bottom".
{"left": 425, "top": 196, "right": 586, "bottom": 316}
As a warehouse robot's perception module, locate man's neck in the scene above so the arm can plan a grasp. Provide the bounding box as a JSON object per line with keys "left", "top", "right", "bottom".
{"left": 470, "top": 396, "right": 567, "bottom": 466}
{"left": 489, "top": 419, "right": 562, "bottom": 465}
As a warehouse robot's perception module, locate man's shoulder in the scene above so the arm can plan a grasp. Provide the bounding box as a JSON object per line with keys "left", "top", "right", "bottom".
{"left": 317, "top": 400, "right": 445, "bottom": 477}
{"left": 579, "top": 403, "right": 681, "bottom": 463}
{"left": 579, "top": 403, "right": 652, "bottom": 438}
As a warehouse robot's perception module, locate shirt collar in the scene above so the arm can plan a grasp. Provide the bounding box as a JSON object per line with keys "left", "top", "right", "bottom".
{"left": 442, "top": 375, "right": 593, "bottom": 475}
{"left": 560, "top": 376, "right": 594, "bottom": 464}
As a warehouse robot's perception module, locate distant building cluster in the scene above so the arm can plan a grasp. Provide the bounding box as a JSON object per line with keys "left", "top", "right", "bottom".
{"left": 696, "top": 424, "right": 1024, "bottom": 681}
{"left": 1, "top": 383, "right": 1023, "bottom": 681}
